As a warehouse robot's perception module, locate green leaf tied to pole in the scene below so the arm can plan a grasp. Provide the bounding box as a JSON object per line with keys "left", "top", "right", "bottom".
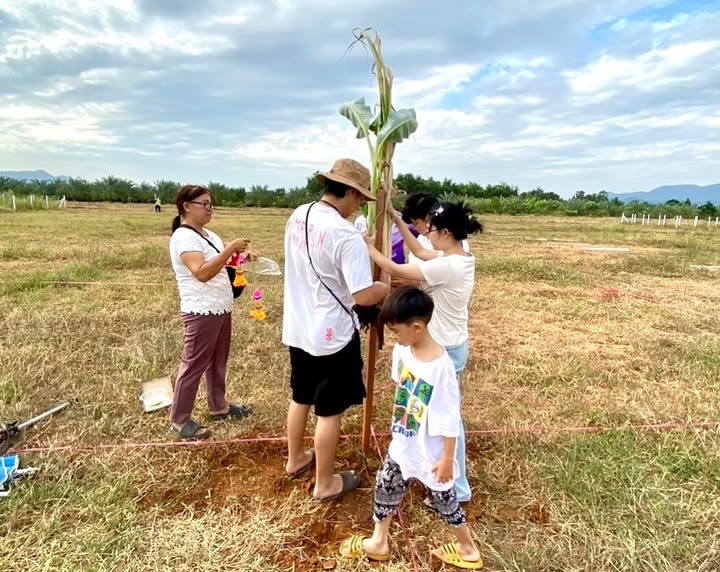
{"left": 377, "top": 108, "right": 418, "bottom": 146}
{"left": 339, "top": 98, "right": 374, "bottom": 144}
{"left": 340, "top": 28, "right": 418, "bottom": 240}
{"left": 340, "top": 28, "right": 418, "bottom": 453}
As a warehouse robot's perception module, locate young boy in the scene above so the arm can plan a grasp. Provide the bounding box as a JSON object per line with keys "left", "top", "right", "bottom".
{"left": 339, "top": 286, "right": 483, "bottom": 569}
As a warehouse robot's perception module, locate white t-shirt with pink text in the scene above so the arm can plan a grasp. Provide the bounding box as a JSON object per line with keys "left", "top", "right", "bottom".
{"left": 282, "top": 202, "right": 373, "bottom": 356}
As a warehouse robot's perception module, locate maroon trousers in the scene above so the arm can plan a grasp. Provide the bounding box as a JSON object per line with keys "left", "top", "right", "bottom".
{"left": 170, "top": 311, "right": 232, "bottom": 425}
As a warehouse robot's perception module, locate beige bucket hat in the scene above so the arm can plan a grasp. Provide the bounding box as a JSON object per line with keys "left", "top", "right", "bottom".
{"left": 316, "top": 158, "right": 376, "bottom": 201}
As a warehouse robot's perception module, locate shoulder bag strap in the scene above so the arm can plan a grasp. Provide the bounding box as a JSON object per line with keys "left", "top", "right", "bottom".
{"left": 178, "top": 224, "right": 221, "bottom": 254}
{"left": 304, "top": 203, "right": 358, "bottom": 331}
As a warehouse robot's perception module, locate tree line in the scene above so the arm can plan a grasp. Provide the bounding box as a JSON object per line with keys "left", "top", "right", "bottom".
{"left": 1, "top": 173, "right": 718, "bottom": 218}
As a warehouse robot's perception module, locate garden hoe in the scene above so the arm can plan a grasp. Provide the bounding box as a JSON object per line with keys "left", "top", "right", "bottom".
{"left": 0, "top": 402, "right": 69, "bottom": 455}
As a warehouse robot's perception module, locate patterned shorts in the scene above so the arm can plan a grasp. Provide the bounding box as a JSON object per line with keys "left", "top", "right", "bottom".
{"left": 373, "top": 456, "right": 466, "bottom": 526}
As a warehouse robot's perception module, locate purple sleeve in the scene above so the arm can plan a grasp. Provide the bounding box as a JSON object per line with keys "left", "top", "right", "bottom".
{"left": 408, "top": 224, "right": 420, "bottom": 238}
{"left": 391, "top": 225, "right": 405, "bottom": 264}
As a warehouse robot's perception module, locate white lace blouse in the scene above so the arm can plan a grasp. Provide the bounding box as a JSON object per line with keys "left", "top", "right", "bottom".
{"left": 169, "top": 227, "right": 233, "bottom": 315}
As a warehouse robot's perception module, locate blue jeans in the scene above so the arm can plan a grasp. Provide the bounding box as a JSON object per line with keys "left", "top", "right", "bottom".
{"left": 445, "top": 339, "right": 471, "bottom": 502}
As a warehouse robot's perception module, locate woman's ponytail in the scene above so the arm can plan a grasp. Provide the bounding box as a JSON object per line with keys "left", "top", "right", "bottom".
{"left": 430, "top": 201, "right": 483, "bottom": 240}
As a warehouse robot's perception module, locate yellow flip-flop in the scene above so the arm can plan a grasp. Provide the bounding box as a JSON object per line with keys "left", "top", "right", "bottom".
{"left": 339, "top": 534, "right": 391, "bottom": 562}
{"left": 431, "top": 542, "right": 484, "bottom": 569}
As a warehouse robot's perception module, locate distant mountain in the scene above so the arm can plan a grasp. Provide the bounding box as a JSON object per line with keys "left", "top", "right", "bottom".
{"left": 0, "top": 169, "right": 59, "bottom": 181}
{"left": 609, "top": 184, "right": 720, "bottom": 204}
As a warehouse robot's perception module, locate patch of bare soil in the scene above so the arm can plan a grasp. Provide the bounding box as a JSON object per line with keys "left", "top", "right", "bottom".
{"left": 139, "top": 441, "right": 382, "bottom": 571}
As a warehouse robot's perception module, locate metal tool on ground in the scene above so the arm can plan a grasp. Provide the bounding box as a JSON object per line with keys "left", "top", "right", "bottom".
{"left": 0, "top": 402, "right": 70, "bottom": 454}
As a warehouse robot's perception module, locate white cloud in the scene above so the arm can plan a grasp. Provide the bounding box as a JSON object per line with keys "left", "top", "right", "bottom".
{"left": 0, "top": 1, "right": 230, "bottom": 64}
{"left": 566, "top": 40, "right": 720, "bottom": 94}
{"left": 611, "top": 18, "right": 629, "bottom": 31}
{"left": 393, "top": 64, "right": 479, "bottom": 106}
{"left": 230, "top": 118, "right": 368, "bottom": 169}
{"left": 652, "top": 12, "right": 689, "bottom": 32}
{"left": 1, "top": 0, "right": 719, "bottom": 195}
{"left": 0, "top": 102, "right": 123, "bottom": 146}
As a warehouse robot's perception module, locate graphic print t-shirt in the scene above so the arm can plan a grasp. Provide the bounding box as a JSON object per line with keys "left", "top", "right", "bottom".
{"left": 387, "top": 343, "right": 461, "bottom": 491}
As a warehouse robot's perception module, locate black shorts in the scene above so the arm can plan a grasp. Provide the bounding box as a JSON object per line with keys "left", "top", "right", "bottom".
{"left": 289, "top": 331, "right": 366, "bottom": 417}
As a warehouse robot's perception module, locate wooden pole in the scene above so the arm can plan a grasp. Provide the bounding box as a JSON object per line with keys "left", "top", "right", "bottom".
{"left": 349, "top": 31, "right": 415, "bottom": 454}
{"left": 362, "top": 326, "right": 379, "bottom": 453}
{"left": 361, "top": 173, "right": 388, "bottom": 453}
{"left": 361, "top": 144, "right": 395, "bottom": 454}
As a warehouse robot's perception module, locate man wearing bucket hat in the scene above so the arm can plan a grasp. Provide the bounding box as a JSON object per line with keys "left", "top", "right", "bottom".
{"left": 283, "top": 158, "right": 389, "bottom": 501}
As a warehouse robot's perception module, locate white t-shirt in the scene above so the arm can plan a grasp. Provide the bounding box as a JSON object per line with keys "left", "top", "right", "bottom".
{"left": 407, "top": 234, "right": 470, "bottom": 265}
{"left": 388, "top": 343, "right": 461, "bottom": 491}
{"left": 354, "top": 214, "right": 368, "bottom": 234}
{"left": 282, "top": 202, "right": 373, "bottom": 356}
{"left": 418, "top": 254, "right": 475, "bottom": 347}
{"left": 169, "top": 227, "right": 233, "bottom": 315}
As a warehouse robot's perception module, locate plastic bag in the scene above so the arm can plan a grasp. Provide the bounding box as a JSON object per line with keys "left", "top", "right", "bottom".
{"left": 249, "top": 257, "right": 281, "bottom": 276}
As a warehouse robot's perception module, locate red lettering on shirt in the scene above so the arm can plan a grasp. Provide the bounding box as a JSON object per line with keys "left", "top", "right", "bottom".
{"left": 286, "top": 212, "right": 328, "bottom": 253}
{"left": 326, "top": 328, "right": 334, "bottom": 342}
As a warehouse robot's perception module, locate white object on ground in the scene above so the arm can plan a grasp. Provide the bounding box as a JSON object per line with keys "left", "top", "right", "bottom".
{"left": 689, "top": 265, "right": 720, "bottom": 272}
{"left": 140, "top": 376, "right": 174, "bottom": 412}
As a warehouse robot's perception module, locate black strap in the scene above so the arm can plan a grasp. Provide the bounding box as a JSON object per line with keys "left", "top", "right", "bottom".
{"left": 305, "top": 203, "right": 358, "bottom": 331}
{"left": 178, "top": 224, "right": 221, "bottom": 253}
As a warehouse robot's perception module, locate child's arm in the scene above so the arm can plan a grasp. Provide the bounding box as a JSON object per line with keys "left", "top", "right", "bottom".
{"left": 364, "top": 237, "right": 425, "bottom": 282}
{"left": 389, "top": 208, "right": 441, "bottom": 261}
{"left": 431, "top": 437, "right": 457, "bottom": 483}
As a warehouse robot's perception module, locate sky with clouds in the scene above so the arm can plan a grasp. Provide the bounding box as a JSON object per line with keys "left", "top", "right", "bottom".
{"left": 1, "top": 0, "right": 718, "bottom": 197}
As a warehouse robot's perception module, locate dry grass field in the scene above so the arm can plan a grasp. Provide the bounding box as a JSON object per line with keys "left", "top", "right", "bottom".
{"left": 1, "top": 203, "right": 719, "bottom": 571}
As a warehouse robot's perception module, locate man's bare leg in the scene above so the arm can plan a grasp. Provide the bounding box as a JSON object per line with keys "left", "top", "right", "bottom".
{"left": 285, "top": 400, "right": 313, "bottom": 475}
{"left": 313, "top": 413, "right": 345, "bottom": 499}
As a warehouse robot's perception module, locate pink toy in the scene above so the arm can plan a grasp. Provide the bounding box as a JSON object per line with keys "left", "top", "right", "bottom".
{"left": 226, "top": 251, "right": 247, "bottom": 287}
{"left": 227, "top": 252, "right": 244, "bottom": 268}
{"left": 250, "top": 288, "right": 267, "bottom": 321}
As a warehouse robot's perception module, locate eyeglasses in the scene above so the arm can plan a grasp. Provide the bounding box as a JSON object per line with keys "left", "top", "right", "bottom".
{"left": 188, "top": 201, "right": 214, "bottom": 210}
{"left": 424, "top": 227, "right": 439, "bottom": 237}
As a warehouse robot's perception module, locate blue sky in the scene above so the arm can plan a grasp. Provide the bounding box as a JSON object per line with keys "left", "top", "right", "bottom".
{"left": 1, "top": 0, "right": 718, "bottom": 197}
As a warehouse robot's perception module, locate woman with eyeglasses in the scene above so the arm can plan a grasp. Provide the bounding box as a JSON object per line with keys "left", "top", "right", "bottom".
{"left": 168, "top": 184, "right": 253, "bottom": 440}
{"left": 364, "top": 202, "right": 483, "bottom": 504}
{"left": 400, "top": 192, "right": 471, "bottom": 263}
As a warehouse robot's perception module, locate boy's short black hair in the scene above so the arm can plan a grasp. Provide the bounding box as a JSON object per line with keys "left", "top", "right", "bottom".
{"left": 379, "top": 286, "right": 434, "bottom": 326}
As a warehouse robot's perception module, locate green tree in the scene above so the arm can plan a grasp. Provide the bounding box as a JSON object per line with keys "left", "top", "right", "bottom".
{"left": 521, "top": 187, "right": 561, "bottom": 201}
{"left": 698, "top": 201, "right": 717, "bottom": 217}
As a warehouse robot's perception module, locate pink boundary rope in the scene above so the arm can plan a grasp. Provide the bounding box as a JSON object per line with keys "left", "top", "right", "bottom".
{"left": 13, "top": 420, "right": 719, "bottom": 454}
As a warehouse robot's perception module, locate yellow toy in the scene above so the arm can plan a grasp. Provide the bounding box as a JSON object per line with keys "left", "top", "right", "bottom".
{"left": 233, "top": 254, "right": 248, "bottom": 287}
{"left": 233, "top": 269, "right": 247, "bottom": 288}
{"left": 250, "top": 288, "right": 267, "bottom": 321}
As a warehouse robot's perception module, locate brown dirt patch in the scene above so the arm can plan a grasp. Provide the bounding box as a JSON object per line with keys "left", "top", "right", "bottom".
{"left": 137, "top": 441, "right": 382, "bottom": 571}
{"left": 493, "top": 501, "right": 550, "bottom": 524}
